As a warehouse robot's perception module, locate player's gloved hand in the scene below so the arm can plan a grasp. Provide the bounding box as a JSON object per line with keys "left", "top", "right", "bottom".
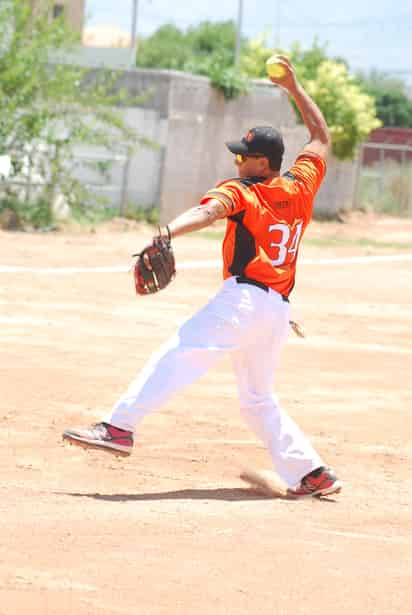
{"left": 133, "top": 226, "right": 176, "bottom": 295}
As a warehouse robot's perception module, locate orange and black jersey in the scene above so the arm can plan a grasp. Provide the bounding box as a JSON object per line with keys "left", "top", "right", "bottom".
{"left": 200, "top": 152, "right": 326, "bottom": 297}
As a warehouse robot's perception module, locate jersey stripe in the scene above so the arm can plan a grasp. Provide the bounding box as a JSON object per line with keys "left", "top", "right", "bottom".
{"left": 204, "top": 190, "right": 235, "bottom": 212}
{"left": 227, "top": 211, "right": 256, "bottom": 276}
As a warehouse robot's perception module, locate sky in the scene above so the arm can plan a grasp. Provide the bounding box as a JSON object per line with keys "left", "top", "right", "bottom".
{"left": 85, "top": 0, "right": 412, "bottom": 84}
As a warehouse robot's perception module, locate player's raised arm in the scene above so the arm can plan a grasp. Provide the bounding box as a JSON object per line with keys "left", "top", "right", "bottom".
{"left": 267, "top": 56, "right": 331, "bottom": 160}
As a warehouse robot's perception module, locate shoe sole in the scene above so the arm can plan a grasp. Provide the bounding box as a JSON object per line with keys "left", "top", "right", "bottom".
{"left": 287, "top": 481, "right": 343, "bottom": 499}
{"left": 62, "top": 433, "right": 131, "bottom": 458}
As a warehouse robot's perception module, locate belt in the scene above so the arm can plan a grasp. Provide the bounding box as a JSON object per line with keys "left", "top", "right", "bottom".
{"left": 236, "top": 276, "right": 289, "bottom": 302}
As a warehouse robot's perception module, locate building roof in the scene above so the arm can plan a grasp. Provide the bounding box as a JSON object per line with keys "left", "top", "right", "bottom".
{"left": 368, "top": 127, "right": 412, "bottom": 146}
{"left": 83, "top": 25, "right": 132, "bottom": 48}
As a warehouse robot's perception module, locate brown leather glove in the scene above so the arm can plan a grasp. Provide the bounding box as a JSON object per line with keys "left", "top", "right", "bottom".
{"left": 133, "top": 227, "right": 176, "bottom": 295}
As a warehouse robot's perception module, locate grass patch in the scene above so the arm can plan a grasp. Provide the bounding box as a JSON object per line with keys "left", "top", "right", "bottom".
{"left": 70, "top": 205, "right": 115, "bottom": 226}
{"left": 0, "top": 195, "right": 56, "bottom": 229}
{"left": 123, "top": 205, "right": 160, "bottom": 226}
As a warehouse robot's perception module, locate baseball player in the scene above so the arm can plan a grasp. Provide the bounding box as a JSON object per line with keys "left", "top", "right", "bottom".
{"left": 63, "top": 57, "right": 342, "bottom": 498}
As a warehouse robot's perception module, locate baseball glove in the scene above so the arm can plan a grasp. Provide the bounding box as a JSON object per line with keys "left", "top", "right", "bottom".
{"left": 133, "top": 227, "right": 176, "bottom": 295}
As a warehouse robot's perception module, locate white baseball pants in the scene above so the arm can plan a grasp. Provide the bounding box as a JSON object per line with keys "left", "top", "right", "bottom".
{"left": 106, "top": 276, "right": 324, "bottom": 487}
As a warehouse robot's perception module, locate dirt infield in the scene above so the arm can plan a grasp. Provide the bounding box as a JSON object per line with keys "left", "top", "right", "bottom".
{"left": 1, "top": 212, "right": 411, "bottom": 615}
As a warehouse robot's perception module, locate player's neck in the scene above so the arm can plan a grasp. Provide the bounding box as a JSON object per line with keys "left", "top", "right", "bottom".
{"left": 264, "top": 171, "right": 280, "bottom": 180}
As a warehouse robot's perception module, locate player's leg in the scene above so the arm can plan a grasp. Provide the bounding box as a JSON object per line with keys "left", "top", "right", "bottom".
{"left": 63, "top": 278, "right": 253, "bottom": 454}
{"left": 103, "top": 320, "right": 227, "bottom": 432}
{"left": 232, "top": 290, "right": 325, "bottom": 488}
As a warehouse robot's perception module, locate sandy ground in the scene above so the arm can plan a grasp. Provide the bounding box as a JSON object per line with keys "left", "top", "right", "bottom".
{"left": 0, "top": 212, "right": 411, "bottom": 615}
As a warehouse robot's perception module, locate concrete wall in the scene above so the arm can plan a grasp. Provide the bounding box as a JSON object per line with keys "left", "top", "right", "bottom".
{"left": 82, "top": 68, "right": 357, "bottom": 220}
{"left": 157, "top": 71, "right": 357, "bottom": 221}
{"left": 317, "top": 155, "right": 359, "bottom": 216}
{"left": 160, "top": 74, "right": 297, "bottom": 223}
{"left": 71, "top": 108, "right": 167, "bottom": 209}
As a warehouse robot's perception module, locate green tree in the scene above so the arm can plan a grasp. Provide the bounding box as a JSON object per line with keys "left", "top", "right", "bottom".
{"left": 239, "top": 31, "right": 273, "bottom": 77}
{"left": 135, "top": 24, "right": 190, "bottom": 70}
{"left": 0, "top": 0, "right": 143, "bottom": 225}
{"left": 356, "top": 70, "right": 412, "bottom": 127}
{"left": 242, "top": 39, "right": 381, "bottom": 159}
{"left": 137, "top": 21, "right": 249, "bottom": 99}
{"left": 304, "top": 60, "right": 380, "bottom": 159}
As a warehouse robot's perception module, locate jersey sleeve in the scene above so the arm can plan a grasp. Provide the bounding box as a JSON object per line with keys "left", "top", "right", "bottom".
{"left": 199, "top": 180, "right": 248, "bottom": 216}
{"left": 286, "top": 152, "right": 327, "bottom": 197}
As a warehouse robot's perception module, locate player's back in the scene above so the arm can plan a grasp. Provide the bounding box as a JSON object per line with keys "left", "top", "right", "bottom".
{"left": 202, "top": 152, "right": 326, "bottom": 297}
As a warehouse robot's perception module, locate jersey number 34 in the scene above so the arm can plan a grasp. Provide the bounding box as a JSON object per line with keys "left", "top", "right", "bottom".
{"left": 268, "top": 222, "right": 303, "bottom": 267}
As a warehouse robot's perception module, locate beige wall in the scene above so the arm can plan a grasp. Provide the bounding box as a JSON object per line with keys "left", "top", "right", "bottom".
{"left": 70, "top": 68, "right": 358, "bottom": 218}
{"left": 31, "top": 0, "right": 85, "bottom": 33}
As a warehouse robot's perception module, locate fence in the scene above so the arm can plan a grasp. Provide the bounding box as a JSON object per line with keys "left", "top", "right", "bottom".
{"left": 354, "top": 141, "right": 412, "bottom": 217}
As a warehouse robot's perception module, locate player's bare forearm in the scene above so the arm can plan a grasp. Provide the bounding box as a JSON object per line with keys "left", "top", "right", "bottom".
{"left": 289, "top": 82, "right": 330, "bottom": 150}
{"left": 268, "top": 56, "right": 330, "bottom": 158}
{"left": 162, "top": 199, "right": 226, "bottom": 239}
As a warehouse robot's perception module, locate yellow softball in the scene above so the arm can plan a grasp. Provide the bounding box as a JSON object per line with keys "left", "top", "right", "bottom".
{"left": 266, "top": 56, "right": 286, "bottom": 79}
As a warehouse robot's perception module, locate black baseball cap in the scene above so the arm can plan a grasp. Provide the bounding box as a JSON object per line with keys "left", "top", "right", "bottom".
{"left": 226, "top": 126, "right": 285, "bottom": 168}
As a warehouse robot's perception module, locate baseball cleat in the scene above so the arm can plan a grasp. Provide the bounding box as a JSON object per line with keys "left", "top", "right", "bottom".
{"left": 287, "top": 467, "right": 342, "bottom": 499}
{"left": 62, "top": 422, "right": 133, "bottom": 457}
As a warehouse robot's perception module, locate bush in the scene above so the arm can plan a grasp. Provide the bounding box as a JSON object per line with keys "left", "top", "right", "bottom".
{"left": 0, "top": 195, "right": 54, "bottom": 229}
{"left": 123, "top": 205, "right": 160, "bottom": 225}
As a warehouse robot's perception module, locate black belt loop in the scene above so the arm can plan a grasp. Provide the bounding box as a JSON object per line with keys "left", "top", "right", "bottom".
{"left": 235, "top": 276, "right": 289, "bottom": 302}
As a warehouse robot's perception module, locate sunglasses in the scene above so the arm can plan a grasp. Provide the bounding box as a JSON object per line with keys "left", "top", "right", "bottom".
{"left": 235, "top": 153, "right": 266, "bottom": 164}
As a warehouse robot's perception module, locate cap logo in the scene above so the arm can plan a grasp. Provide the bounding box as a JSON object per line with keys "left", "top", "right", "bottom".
{"left": 245, "top": 131, "right": 255, "bottom": 142}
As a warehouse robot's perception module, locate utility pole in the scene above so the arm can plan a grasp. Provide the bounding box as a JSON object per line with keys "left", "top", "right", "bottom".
{"left": 121, "top": 0, "right": 139, "bottom": 214}
{"left": 130, "top": 0, "right": 139, "bottom": 67}
{"left": 234, "top": 0, "right": 244, "bottom": 67}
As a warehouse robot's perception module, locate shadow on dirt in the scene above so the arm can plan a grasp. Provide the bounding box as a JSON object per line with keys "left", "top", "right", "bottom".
{"left": 60, "top": 488, "right": 280, "bottom": 502}
{"left": 58, "top": 488, "right": 339, "bottom": 503}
